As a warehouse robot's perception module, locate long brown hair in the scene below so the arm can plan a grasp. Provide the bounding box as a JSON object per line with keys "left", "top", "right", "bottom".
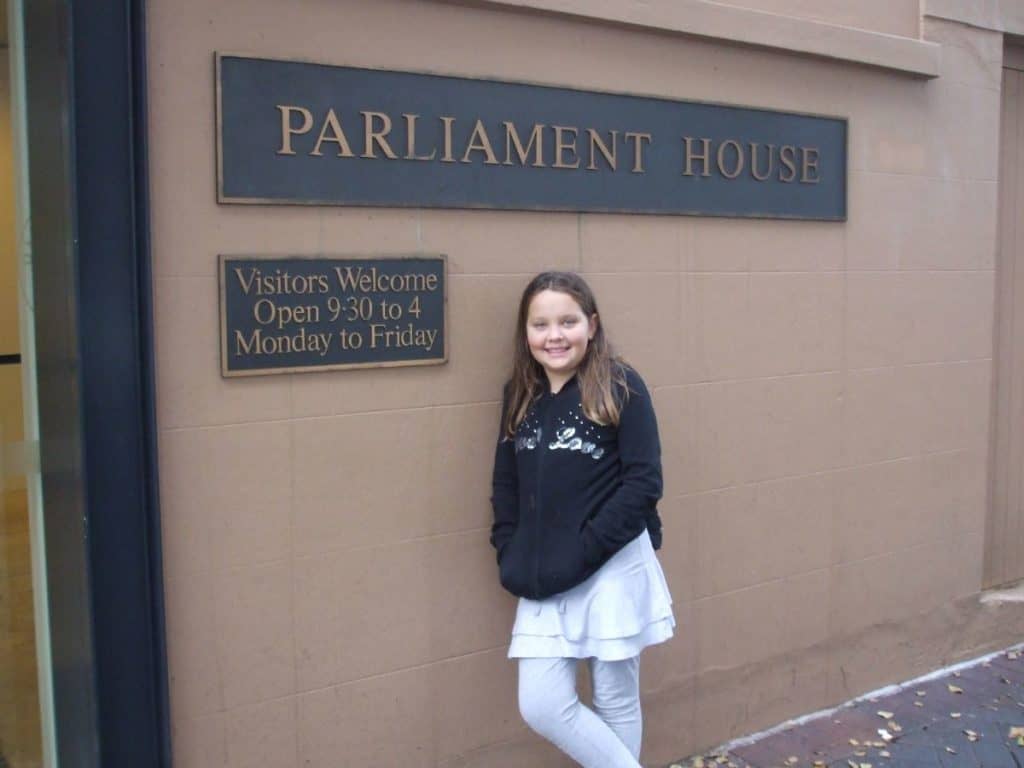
{"left": 504, "top": 271, "right": 628, "bottom": 438}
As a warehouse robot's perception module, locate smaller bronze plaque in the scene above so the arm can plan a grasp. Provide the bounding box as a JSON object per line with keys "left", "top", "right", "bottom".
{"left": 219, "top": 254, "right": 447, "bottom": 376}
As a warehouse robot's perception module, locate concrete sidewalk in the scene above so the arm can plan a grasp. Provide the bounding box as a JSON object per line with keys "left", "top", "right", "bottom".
{"left": 672, "top": 647, "right": 1024, "bottom": 768}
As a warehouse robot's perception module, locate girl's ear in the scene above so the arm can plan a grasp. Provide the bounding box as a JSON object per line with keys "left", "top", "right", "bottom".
{"left": 589, "top": 313, "right": 599, "bottom": 340}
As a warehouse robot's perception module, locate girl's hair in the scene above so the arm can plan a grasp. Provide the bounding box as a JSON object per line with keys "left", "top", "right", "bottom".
{"left": 504, "top": 271, "right": 628, "bottom": 438}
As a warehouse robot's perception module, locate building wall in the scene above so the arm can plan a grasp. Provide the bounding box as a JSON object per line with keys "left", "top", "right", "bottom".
{"left": 147, "top": 2, "right": 1010, "bottom": 766}
{"left": 702, "top": 0, "right": 920, "bottom": 37}
{"left": 988, "top": 46, "right": 1024, "bottom": 589}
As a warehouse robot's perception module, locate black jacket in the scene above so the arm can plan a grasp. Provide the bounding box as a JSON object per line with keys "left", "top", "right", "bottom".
{"left": 490, "top": 366, "right": 663, "bottom": 599}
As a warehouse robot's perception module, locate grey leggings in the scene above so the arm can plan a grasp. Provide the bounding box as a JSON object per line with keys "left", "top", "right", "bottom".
{"left": 518, "top": 656, "right": 642, "bottom": 768}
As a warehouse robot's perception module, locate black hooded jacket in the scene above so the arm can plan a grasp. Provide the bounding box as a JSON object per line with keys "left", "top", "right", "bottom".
{"left": 490, "top": 365, "right": 663, "bottom": 600}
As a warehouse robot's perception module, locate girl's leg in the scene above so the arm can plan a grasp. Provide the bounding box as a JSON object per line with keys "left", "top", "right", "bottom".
{"left": 590, "top": 656, "right": 643, "bottom": 759}
{"left": 518, "top": 657, "right": 642, "bottom": 768}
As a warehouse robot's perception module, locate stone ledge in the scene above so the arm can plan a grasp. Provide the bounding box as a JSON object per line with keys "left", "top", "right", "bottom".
{"left": 925, "top": 0, "right": 1024, "bottom": 37}
{"left": 458, "top": 0, "right": 940, "bottom": 79}
{"left": 980, "top": 580, "right": 1024, "bottom": 604}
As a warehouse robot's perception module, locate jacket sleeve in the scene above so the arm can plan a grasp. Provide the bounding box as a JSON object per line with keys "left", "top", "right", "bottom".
{"left": 490, "top": 387, "right": 519, "bottom": 562}
{"left": 582, "top": 368, "right": 663, "bottom": 563}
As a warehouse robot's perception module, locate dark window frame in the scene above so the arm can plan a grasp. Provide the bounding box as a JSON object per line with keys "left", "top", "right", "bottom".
{"left": 24, "top": 1, "right": 170, "bottom": 766}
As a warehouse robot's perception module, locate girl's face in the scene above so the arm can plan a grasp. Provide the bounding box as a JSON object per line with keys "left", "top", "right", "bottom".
{"left": 525, "top": 289, "right": 597, "bottom": 387}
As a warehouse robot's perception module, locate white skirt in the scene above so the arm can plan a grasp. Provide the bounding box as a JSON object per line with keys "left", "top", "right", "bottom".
{"left": 508, "top": 530, "right": 675, "bottom": 661}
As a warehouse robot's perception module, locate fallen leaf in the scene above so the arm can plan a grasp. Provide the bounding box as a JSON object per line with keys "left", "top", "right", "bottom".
{"left": 813, "top": 762, "right": 826, "bottom": 768}
{"left": 948, "top": 685, "right": 964, "bottom": 694}
{"left": 964, "top": 729, "right": 979, "bottom": 742}
{"left": 1009, "top": 651, "right": 1020, "bottom": 660}
{"left": 946, "top": 747, "right": 957, "bottom": 754}
{"left": 859, "top": 764, "right": 872, "bottom": 768}
{"left": 951, "top": 712, "right": 962, "bottom": 719}
{"left": 916, "top": 690, "right": 926, "bottom": 697}
{"left": 984, "top": 661, "right": 993, "bottom": 667}
{"left": 693, "top": 759, "right": 704, "bottom": 768}
{"left": 914, "top": 701, "right": 924, "bottom": 707}
{"left": 1018, "top": 735, "right": 1024, "bottom": 747}
{"left": 849, "top": 739, "right": 860, "bottom": 746}
{"left": 888, "top": 721, "right": 902, "bottom": 733}
{"left": 877, "top": 729, "right": 893, "bottom": 742}
{"left": 716, "top": 758, "right": 729, "bottom": 765}
{"left": 847, "top": 760, "right": 858, "bottom": 768}
{"left": 954, "top": 671, "right": 961, "bottom": 677}
{"left": 785, "top": 758, "right": 798, "bottom": 766}
{"left": 879, "top": 751, "right": 891, "bottom": 758}
{"left": 854, "top": 750, "right": 867, "bottom": 757}
{"left": 1008, "top": 726, "right": 1024, "bottom": 739}
{"left": 876, "top": 710, "right": 894, "bottom": 719}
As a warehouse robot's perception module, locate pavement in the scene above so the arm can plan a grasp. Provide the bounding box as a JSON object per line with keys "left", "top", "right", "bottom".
{"left": 673, "top": 646, "right": 1024, "bottom": 768}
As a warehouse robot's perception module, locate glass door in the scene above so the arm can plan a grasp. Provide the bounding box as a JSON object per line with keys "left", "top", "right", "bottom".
{"left": 0, "top": 0, "right": 54, "bottom": 765}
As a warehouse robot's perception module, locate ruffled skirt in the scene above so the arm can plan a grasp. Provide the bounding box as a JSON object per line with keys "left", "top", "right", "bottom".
{"left": 508, "top": 530, "right": 675, "bottom": 661}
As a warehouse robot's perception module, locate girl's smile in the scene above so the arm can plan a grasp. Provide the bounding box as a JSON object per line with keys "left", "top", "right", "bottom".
{"left": 525, "top": 289, "right": 597, "bottom": 390}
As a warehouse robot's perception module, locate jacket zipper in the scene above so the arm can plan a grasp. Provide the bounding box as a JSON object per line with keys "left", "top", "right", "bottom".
{"left": 532, "top": 396, "right": 549, "bottom": 599}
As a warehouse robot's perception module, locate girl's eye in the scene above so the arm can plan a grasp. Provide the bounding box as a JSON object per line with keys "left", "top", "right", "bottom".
{"left": 563, "top": 318, "right": 578, "bottom": 326}
{"left": 531, "top": 322, "right": 547, "bottom": 330}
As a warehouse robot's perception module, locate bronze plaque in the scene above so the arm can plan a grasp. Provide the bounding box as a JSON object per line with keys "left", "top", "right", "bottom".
{"left": 219, "top": 254, "right": 447, "bottom": 377}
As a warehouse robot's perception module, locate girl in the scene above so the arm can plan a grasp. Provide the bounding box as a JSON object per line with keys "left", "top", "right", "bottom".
{"left": 491, "top": 271, "right": 674, "bottom": 768}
